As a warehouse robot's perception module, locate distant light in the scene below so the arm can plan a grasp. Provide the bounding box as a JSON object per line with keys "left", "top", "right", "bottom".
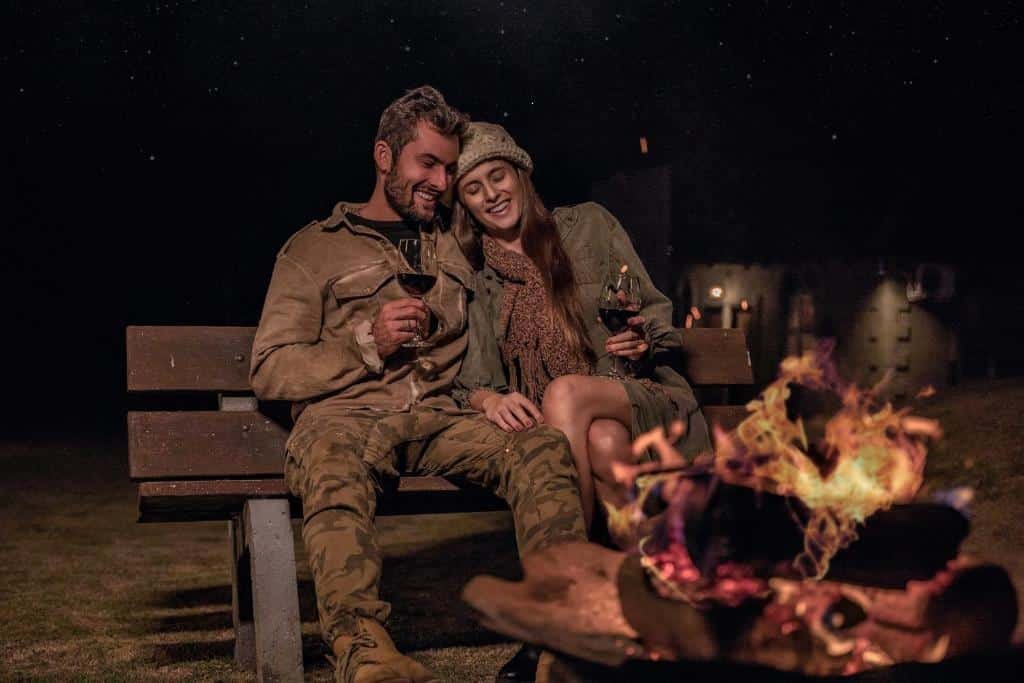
{"left": 639, "top": 136, "right": 648, "bottom": 154}
{"left": 740, "top": 299, "right": 749, "bottom": 311}
{"left": 690, "top": 306, "right": 702, "bottom": 321}
{"left": 709, "top": 286, "right": 724, "bottom": 299}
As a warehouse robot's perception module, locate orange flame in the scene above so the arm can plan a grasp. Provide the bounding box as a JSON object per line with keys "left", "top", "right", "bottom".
{"left": 608, "top": 343, "right": 942, "bottom": 586}
{"left": 712, "top": 345, "right": 941, "bottom": 578}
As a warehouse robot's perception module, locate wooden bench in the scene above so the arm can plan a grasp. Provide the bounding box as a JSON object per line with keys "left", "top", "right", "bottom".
{"left": 125, "top": 325, "right": 753, "bottom": 682}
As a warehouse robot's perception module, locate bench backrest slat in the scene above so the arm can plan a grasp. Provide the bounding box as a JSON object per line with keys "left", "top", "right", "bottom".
{"left": 676, "top": 329, "right": 753, "bottom": 385}
{"left": 128, "top": 406, "right": 750, "bottom": 482}
{"left": 126, "top": 326, "right": 751, "bottom": 392}
{"left": 127, "top": 326, "right": 255, "bottom": 392}
{"left": 128, "top": 411, "right": 289, "bottom": 481}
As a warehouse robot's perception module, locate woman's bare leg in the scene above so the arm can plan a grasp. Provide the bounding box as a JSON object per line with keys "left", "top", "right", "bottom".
{"left": 541, "top": 375, "right": 632, "bottom": 530}
{"left": 587, "top": 418, "right": 634, "bottom": 510}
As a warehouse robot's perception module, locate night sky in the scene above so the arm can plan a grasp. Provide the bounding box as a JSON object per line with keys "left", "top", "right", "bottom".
{"left": 7, "top": 1, "right": 1022, "bottom": 432}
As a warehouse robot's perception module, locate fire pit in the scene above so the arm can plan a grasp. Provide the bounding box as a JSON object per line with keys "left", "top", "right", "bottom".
{"left": 463, "top": 344, "right": 1019, "bottom": 679}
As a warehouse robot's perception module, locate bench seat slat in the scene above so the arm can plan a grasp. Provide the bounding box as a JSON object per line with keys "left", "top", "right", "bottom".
{"left": 138, "top": 477, "right": 506, "bottom": 522}
{"left": 138, "top": 480, "right": 293, "bottom": 522}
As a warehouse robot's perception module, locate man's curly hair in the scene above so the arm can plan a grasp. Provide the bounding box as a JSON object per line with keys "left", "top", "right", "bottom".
{"left": 376, "top": 85, "right": 468, "bottom": 161}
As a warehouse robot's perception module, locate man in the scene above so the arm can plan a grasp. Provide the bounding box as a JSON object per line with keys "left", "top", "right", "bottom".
{"left": 251, "top": 86, "right": 588, "bottom": 683}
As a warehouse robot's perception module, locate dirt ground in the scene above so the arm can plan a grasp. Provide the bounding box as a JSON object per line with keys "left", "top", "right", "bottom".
{"left": 1, "top": 378, "right": 1021, "bottom": 681}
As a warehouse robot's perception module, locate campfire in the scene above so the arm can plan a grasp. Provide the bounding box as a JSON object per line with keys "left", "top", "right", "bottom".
{"left": 612, "top": 341, "right": 943, "bottom": 601}
{"left": 463, "top": 343, "right": 1018, "bottom": 678}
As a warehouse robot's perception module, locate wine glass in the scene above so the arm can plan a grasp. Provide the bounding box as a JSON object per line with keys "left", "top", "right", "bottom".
{"left": 598, "top": 270, "right": 643, "bottom": 378}
{"left": 396, "top": 237, "right": 437, "bottom": 349}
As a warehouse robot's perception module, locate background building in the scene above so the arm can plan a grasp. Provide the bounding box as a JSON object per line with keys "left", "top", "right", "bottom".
{"left": 593, "top": 170, "right": 966, "bottom": 401}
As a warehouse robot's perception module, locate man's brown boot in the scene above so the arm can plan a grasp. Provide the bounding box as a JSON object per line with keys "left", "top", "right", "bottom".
{"left": 333, "top": 618, "right": 439, "bottom": 683}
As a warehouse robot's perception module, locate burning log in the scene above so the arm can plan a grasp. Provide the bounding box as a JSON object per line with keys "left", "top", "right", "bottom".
{"left": 463, "top": 542, "right": 1018, "bottom": 679}
{"left": 637, "top": 475, "right": 970, "bottom": 590}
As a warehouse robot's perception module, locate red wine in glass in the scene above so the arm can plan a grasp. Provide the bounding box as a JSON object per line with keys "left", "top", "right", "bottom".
{"left": 598, "top": 269, "right": 643, "bottom": 377}
{"left": 397, "top": 272, "right": 437, "bottom": 297}
{"left": 397, "top": 237, "right": 437, "bottom": 349}
{"left": 598, "top": 306, "right": 632, "bottom": 334}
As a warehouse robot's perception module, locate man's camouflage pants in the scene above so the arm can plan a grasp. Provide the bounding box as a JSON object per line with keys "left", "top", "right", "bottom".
{"left": 284, "top": 407, "right": 587, "bottom": 646}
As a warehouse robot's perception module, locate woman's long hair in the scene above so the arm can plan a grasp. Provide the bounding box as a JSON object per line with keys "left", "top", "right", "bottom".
{"left": 453, "top": 169, "right": 593, "bottom": 358}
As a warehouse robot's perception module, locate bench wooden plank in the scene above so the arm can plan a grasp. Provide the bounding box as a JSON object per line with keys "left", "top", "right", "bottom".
{"left": 127, "top": 326, "right": 255, "bottom": 392}
{"left": 127, "top": 325, "right": 751, "bottom": 392}
{"left": 129, "top": 407, "right": 746, "bottom": 483}
{"left": 701, "top": 405, "right": 750, "bottom": 432}
{"left": 137, "top": 477, "right": 508, "bottom": 522}
{"left": 128, "top": 411, "right": 289, "bottom": 480}
{"left": 676, "top": 328, "right": 753, "bottom": 385}
{"left": 137, "top": 480, "right": 293, "bottom": 522}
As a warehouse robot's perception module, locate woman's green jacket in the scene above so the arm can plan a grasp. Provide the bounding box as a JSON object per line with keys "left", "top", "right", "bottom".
{"left": 454, "top": 202, "right": 711, "bottom": 458}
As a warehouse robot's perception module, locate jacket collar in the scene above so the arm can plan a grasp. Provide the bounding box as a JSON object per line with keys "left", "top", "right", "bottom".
{"left": 553, "top": 204, "right": 580, "bottom": 241}
{"left": 322, "top": 201, "right": 447, "bottom": 240}
{"left": 321, "top": 201, "right": 375, "bottom": 238}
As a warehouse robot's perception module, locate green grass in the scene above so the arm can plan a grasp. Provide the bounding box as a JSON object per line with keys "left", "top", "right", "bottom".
{"left": 1, "top": 378, "right": 1022, "bottom": 679}
{"left": 0, "top": 436, "right": 518, "bottom": 681}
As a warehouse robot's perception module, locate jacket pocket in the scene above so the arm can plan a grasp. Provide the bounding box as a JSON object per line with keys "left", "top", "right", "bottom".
{"left": 330, "top": 262, "right": 392, "bottom": 301}
{"left": 429, "top": 261, "right": 473, "bottom": 337}
{"left": 329, "top": 262, "right": 393, "bottom": 330}
{"left": 438, "top": 260, "right": 475, "bottom": 293}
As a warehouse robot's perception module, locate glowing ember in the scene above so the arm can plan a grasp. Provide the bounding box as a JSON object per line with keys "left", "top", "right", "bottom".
{"left": 640, "top": 533, "right": 769, "bottom": 608}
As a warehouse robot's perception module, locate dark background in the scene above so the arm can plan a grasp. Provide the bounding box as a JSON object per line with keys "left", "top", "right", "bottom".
{"left": 7, "top": 1, "right": 1022, "bottom": 434}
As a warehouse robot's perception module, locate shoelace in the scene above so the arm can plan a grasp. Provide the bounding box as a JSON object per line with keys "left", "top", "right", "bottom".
{"left": 334, "top": 630, "right": 381, "bottom": 683}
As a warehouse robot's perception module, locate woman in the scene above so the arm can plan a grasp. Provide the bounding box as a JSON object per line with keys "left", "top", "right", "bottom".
{"left": 453, "top": 122, "right": 711, "bottom": 533}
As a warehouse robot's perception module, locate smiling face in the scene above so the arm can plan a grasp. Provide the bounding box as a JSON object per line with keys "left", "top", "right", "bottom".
{"left": 456, "top": 159, "right": 525, "bottom": 239}
{"left": 383, "top": 120, "right": 459, "bottom": 222}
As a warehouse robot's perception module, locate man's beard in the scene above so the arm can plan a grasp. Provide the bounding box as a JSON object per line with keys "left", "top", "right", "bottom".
{"left": 384, "top": 165, "right": 433, "bottom": 223}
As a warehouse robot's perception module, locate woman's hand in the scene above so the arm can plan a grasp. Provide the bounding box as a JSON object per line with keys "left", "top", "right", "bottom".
{"left": 604, "top": 315, "right": 649, "bottom": 361}
{"left": 479, "top": 391, "right": 544, "bottom": 432}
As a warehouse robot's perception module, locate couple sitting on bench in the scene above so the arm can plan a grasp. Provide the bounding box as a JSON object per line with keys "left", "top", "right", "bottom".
{"left": 249, "top": 85, "right": 710, "bottom": 683}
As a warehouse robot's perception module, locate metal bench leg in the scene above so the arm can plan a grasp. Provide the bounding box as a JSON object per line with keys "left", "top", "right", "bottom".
{"left": 242, "top": 498, "right": 304, "bottom": 682}
{"left": 229, "top": 516, "right": 256, "bottom": 671}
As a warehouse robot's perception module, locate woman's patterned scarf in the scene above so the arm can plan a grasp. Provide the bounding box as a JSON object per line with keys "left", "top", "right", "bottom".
{"left": 482, "top": 235, "right": 593, "bottom": 404}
